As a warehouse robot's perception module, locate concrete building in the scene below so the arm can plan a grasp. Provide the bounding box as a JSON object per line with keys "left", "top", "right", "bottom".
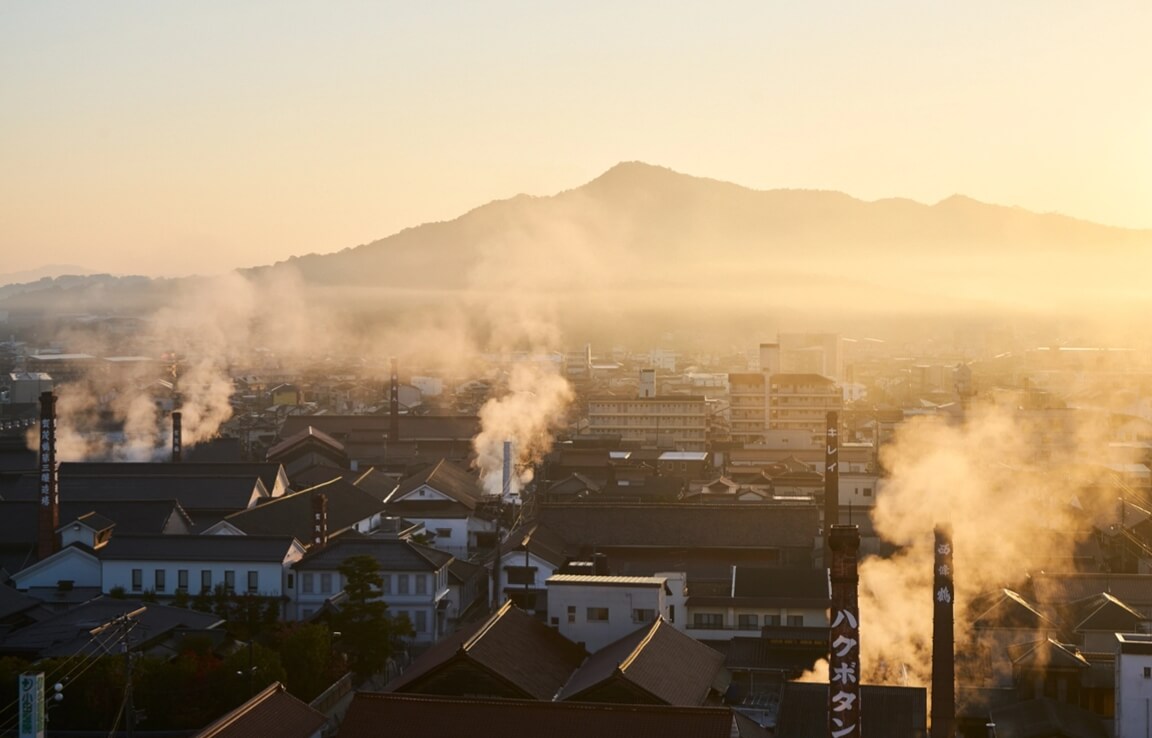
{"left": 586, "top": 377, "right": 709, "bottom": 451}
{"left": 546, "top": 574, "right": 672, "bottom": 652}
{"left": 1115, "top": 633, "right": 1152, "bottom": 737}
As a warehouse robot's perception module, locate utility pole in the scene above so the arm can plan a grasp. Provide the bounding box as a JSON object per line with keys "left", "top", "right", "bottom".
{"left": 122, "top": 616, "right": 135, "bottom": 738}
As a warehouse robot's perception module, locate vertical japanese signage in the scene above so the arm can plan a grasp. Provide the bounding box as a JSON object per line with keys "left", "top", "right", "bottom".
{"left": 18, "top": 672, "right": 44, "bottom": 738}
{"left": 828, "top": 525, "right": 861, "bottom": 738}
{"left": 172, "top": 410, "right": 182, "bottom": 462}
{"left": 931, "top": 524, "right": 956, "bottom": 738}
{"left": 824, "top": 411, "right": 840, "bottom": 565}
{"left": 38, "top": 393, "right": 56, "bottom": 510}
{"left": 312, "top": 493, "right": 328, "bottom": 547}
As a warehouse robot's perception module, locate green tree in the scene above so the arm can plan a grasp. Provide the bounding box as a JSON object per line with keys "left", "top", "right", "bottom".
{"left": 277, "top": 622, "right": 339, "bottom": 701}
{"left": 334, "top": 554, "right": 408, "bottom": 681}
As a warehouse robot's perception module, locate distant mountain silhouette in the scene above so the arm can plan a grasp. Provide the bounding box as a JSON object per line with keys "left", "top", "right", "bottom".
{"left": 5, "top": 162, "right": 1151, "bottom": 330}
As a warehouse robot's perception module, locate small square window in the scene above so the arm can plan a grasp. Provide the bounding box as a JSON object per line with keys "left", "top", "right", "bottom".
{"left": 587, "top": 607, "right": 609, "bottom": 623}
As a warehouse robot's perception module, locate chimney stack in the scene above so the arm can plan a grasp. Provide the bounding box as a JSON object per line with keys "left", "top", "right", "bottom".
{"left": 171, "top": 410, "right": 182, "bottom": 463}
{"left": 828, "top": 524, "right": 861, "bottom": 738}
{"left": 931, "top": 524, "right": 956, "bottom": 738}
{"left": 502, "top": 440, "right": 513, "bottom": 500}
{"left": 389, "top": 357, "right": 400, "bottom": 444}
{"left": 311, "top": 493, "right": 329, "bottom": 549}
{"left": 824, "top": 411, "right": 840, "bottom": 566}
{"left": 37, "top": 392, "right": 60, "bottom": 561}
{"left": 759, "top": 342, "right": 780, "bottom": 375}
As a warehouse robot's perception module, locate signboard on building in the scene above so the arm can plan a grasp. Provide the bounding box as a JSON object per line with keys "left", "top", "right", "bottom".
{"left": 18, "top": 672, "right": 44, "bottom": 738}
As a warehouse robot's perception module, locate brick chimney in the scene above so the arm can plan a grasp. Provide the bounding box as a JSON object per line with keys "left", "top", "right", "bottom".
{"left": 931, "top": 524, "right": 956, "bottom": 738}
{"left": 311, "top": 493, "right": 328, "bottom": 549}
{"left": 828, "top": 524, "right": 861, "bottom": 738}
{"left": 823, "top": 411, "right": 840, "bottom": 566}
{"left": 37, "top": 391, "right": 60, "bottom": 561}
{"left": 171, "top": 410, "right": 182, "bottom": 462}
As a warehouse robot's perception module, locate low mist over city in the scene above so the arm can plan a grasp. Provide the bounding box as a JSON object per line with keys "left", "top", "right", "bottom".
{"left": 1, "top": 4, "right": 1150, "bottom": 738}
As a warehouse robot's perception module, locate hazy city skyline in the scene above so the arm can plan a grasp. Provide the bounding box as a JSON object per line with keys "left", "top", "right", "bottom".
{"left": 2, "top": 2, "right": 1149, "bottom": 278}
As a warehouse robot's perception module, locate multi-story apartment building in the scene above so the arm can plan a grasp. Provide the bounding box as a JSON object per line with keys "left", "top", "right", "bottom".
{"left": 585, "top": 393, "right": 709, "bottom": 451}
{"left": 767, "top": 373, "right": 842, "bottom": 433}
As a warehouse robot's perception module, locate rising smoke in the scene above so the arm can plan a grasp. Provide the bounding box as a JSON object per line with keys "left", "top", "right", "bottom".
{"left": 849, "top": 399, "right": 1122, "bottom": 689}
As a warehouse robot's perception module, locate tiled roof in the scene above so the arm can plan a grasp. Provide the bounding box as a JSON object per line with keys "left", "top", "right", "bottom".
{"left": 0, "top": 500, "right": 192, "bottom": 545}
{"left": 733, "top": 567, "right": 830, "bottom": 600}
{"left": 294, "top": 534, "right": 452, "bottom": 572}
{"left": 505, "top": 522, "right": 570, "bottom": 567}
{"left": 0, "top": 475, "right": 267, "bottom": 513}
{"left": 0, "top": 598, "right": 223, "bottom": 659}
{"left": 386, "top": 602, "right": 586, "bottom": 700}
{"left": 98, "top": 535, "right": 300, "bottom": 563}
{"left": 339, "top": 693, "right": 734, "bottom": 738}
{"left": 61, "top": 462, "right": 285, "bottom": 496}
{"left": 192, "top": 681, "right": 328, "bottom": 738}
{"left": 1061, "top": 592, "right": 1147, "bottom": 633}
{"left": 279, "top": 415, "right": 480, "bottom": 442}
{"left": 537, "top": 503, "right": 820, "bottom": 549}
{"left": 775, "top": 683, "right": 927, "bottom": 737}
{"left": 972, "top": 589, "right": 1057, "bottom": 630}
{"left": 223, "top": 478, "right": 385, "bottom": 541}
{"left": 391, "top": 459, "right": 484, "bottom": 506}
{"left": 447, "top": 556, "right": 486, "bottom": 584}
{"left": 558, "top": 619, "right": 726, "bottom": 705}
{"left": 265, "top": 425, "right": 346, "bottom": 462}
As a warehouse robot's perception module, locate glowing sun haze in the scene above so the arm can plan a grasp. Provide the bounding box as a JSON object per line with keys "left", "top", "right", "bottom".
{"left": 1, "top": 1, "right": 1149, "bottom": 278}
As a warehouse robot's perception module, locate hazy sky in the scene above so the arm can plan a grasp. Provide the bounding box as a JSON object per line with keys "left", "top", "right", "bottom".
{"left": 2, "top": 2, "right": 1149, "bottom": 278}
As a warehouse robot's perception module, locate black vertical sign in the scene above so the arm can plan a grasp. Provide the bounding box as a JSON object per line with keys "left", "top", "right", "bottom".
{"left": 931, "top": 524, "right": 956, "bottom": 738}
{"left": 828, "top": 525, "right": 861, "bottom": 738}
{"left": 824, "top": 410, "right": 840, "bottom": 564}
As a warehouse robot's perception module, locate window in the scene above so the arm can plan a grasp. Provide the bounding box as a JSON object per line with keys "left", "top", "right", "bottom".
{"left": 247, "top": 571, "right": 259, "bottom": 593}
{"left": 738, "top": 614, "right": 759, "bottom": 630}
{"left": 505, "top": 566, "right": 536, "bottom": 586}
{"left": 398, "top": 574, "right": 410, "bottom": 595}
{"left": 320, "top": 573, "right": 333, "bottom": 594}
{"left": 224, "top": 570, "right": 236, "bottom": 592}
{"left": 1145, "top": 667, "right": 1151, "bottom": 679}
{"left": 131, "top": 569, "right": 143, "bottom": 592}
{"left": 693, "top": 613, "right": 724, "bottom": 629}
{"left": 414, "top": 610, "right": 427, "bottom": 633}
{"left": 668, "top": 605, "right": 675, "bottom": 624}
{"left": 435, "top": 527, "right": 452, "bottom": 539}
{"left": 415, "top": 575, "right": 427, "bottom": 595}
{"left": 787, "top": 615, "right": 804, "bottom": 627}
{"left": 287, "top": 574, "right": 294, "bottom": 589}
{"left": 381, "top": 574, "right": 391, "bottom": 595}
{"left": 201, "top": 570, "right": 212, "bottom": 593}
{"left": 177, "top": 569, "right": 189, "bottom": 592}
{"left": 154, "top": 569, "right": 166, "bottom": 592}
{"left": 567, "top": 606, "right": 576, "bottom": 624}
{"left": 586, "top": 607, "right": 609, "bottom": 623}
{"left": 302, "top": 573, "right": 314, "bottom": 594}
{"left": 632, "top": 608, "right": 656, "bottom": 624}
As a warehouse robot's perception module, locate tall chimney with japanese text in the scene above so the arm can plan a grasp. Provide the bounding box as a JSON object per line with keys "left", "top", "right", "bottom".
{"left": 828, "top": 524, "right": 861, "bottom": 738}
{"left": 931, "top": 524, "right": 956, "bottom": 738}
{"left": 311, "top": 493, "right": 329, "bottom": 549}
{"left": 824, "top": 411, "right": 840, "bottom": 566}
{"left": 389, "top": 357, "right": 400, "bottom": 444}
{"left": 171, "top": 410, "right": 182, "bottom": 462}
{"left": 37, "top": 391, "right": 60, "bottom": 560}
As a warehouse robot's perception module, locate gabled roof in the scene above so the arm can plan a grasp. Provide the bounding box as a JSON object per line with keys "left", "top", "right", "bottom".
{"left": 447, "top": 556, "right": 487, "bottom": 584}
{"left": 504, "top": 522, "right": 569, "bottom": 568}
{"left": 0, "top": 500, "right": 193, "bottom": 548}
{"left": 265, "top": 425, "right": 346, "bottom": 463}
{"left": 192, "top": 681, "right": 327, "bottom": 738}
{"left": 0, "top": 582, "right": 49, "bottom": 622}
{"left": 61, "top": 511, "right": 115, "bottom": 534}
{"left": 339, "top": 693, "right": 734, "bottom": 738}
{"left": 537, "top": 503, "right": 819, "bottom": 550}
{"left": 972, "top": 589, "right": 1057, "bottom": 631}
{"left": 1011, "top": 639, "right": 1091, "bottom": 670}
{"left": 294, "top": 533, "right": 452, "bottom": 572}
{"left": 768, "top": 373, "right": 837, "bottom": 386}
{"left": 99, "top": 535, "right": 301, "bottom": 563}
{"left": 222, "top": 477, "right": 385, "bottom": 541}
{"left": 1060, "top": 592, "right": 1147, "bottom": 633}
{"left": 385, "top": 601, "right": 586, "bottom": 700}
{"left": 557, "top": 619, "right": 726, "bottom": 705}
{"left": 733, "top": 567, "right": 830, "bottom": 600}
{"left": 389, "top": 459, "right": 484, "bottom": 506}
